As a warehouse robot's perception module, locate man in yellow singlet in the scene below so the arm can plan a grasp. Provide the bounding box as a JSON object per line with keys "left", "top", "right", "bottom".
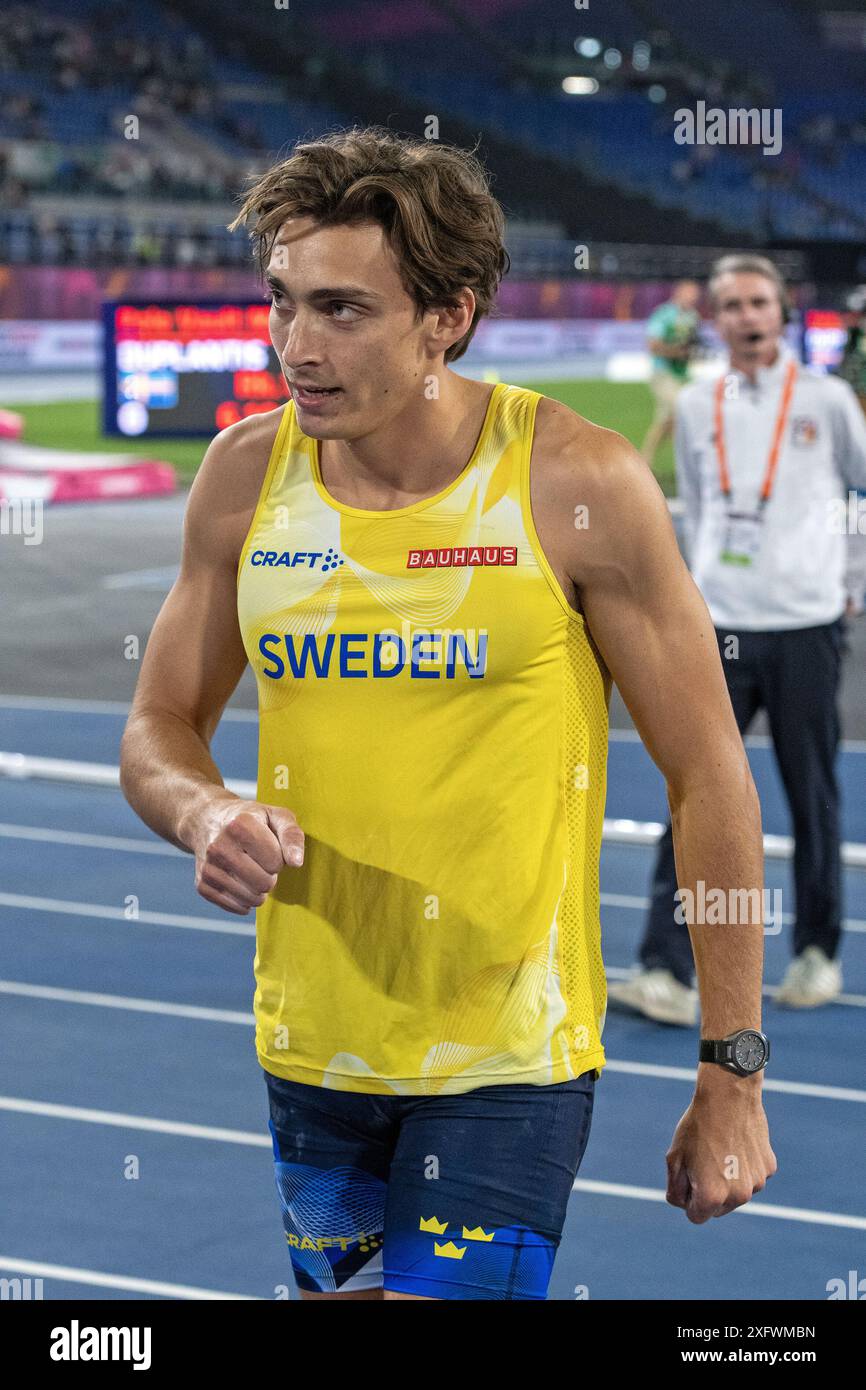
{"left": 120, "top": 127, "right": 776, "bottom": 1301}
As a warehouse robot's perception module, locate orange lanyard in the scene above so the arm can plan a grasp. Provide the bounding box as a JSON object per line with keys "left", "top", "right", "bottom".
{"left": 714, "top": 360, "right": 797, "bottom": 504}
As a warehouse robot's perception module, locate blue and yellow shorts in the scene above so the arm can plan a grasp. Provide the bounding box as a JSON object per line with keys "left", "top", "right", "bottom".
{"left": 263, "top": 1068, "right": 596, "bottom": 1301}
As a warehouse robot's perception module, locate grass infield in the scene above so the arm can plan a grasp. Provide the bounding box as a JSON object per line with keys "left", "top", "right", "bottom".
{"left": 6, "top": 380, "right": 675, "bottom": 493}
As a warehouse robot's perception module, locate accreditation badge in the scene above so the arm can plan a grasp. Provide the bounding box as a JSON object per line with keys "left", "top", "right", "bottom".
{"left": 720, "top": 510, "right": 764, "bottom": 567}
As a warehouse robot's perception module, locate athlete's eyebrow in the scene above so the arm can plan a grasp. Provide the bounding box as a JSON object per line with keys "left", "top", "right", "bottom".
{"left": 265, "top": 272, "right": 383, "bottom": 303}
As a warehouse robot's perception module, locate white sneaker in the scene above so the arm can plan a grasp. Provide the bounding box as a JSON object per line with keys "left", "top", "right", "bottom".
{"left": 607, "top": 968, "right": 698, "bottom": 1027}
{"left": 774, "top": 947, "right": 842, "bottom": 1008}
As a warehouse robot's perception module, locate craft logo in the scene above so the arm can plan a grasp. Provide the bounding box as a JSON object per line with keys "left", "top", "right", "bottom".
{"left": 286, "top": 1231, "right": 381, "bottom": 1253}
{"left": 407, "top": 545, "right": 517, "bottom": 568}
{"left": 249, "top": 547, "right": 345, "bottom": 571}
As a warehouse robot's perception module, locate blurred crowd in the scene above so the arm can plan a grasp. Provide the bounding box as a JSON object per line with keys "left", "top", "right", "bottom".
{"left": 1, "top": 1, "right": 865, "bottom": 263}
{"left": 0, "top": 138, "right": 241, "bottom": 206}
{"left": 0, "top": 5, "right": 265, "bottom": 206}
{"left": 0, "top": 208, "right": 250, "bottom": 267}
{"left": 0, "top": 6, "right": 214, "bottom": 109}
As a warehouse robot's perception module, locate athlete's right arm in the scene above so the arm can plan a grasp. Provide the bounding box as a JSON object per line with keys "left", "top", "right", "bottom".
{"left": 119, "top": 415, "right": 305, "bottom": 915}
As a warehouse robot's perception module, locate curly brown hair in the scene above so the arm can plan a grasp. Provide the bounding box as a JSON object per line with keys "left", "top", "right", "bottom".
{"left": 228, "top": 125, "right": 510, "bottom": 363}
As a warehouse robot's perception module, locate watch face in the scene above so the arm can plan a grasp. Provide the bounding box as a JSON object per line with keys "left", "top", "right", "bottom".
{"left": 734, "top": 1031, "right": 767, "bottom": 1072}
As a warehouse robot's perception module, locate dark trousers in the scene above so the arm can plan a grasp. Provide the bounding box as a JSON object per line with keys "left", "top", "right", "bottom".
{"left": 639, "top": 618, "right": 846, "bottom": 984}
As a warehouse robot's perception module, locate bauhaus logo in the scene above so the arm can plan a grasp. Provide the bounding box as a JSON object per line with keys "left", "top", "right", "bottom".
{"left": 407, "top": 545, "right": 517, "bottom": 568}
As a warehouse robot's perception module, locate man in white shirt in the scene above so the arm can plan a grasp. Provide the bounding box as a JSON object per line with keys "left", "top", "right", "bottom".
{"left": 611, "top": 253, "right": 866, "bottom": 1022}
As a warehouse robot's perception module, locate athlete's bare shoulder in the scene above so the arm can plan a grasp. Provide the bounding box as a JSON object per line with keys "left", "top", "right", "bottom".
{"left": 529, "top": 394, "right": 674, "bottom": 591}
{"left": 532, "top": 394, "right": 646, "bottom": 492}
{"left": 184, "top": 405, "right": 287, "bottom": 570}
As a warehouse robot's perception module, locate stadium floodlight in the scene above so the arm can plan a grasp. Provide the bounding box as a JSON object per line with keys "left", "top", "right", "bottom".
{"left": 562, "top": 76, "right": 600, "bottom": 95}
{"left": 574, "top": 37, "right": 602, "bottom": 58}
{"left": 648, "top": 84, "right": 666, "bottom": 103}
{"left": 603, "top": 48, "right": 623, "bottom": 69}
{"left": 633, "top": 41, "right": 651, "bottom": 70}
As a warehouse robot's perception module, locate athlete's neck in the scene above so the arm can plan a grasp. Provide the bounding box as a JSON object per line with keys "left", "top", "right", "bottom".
{"left": 729, "top": 341, "right": 781, "bottom": 384}
{"left": 317, "top": 375, "right": 495, "bottom": 509}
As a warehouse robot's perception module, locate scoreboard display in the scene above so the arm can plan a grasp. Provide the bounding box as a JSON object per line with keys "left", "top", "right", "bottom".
{"left": 802, "top": 309, "right": 847, "bottom": 373}
{"left": 102, "top": 300, "right": 287, "bottom": 437}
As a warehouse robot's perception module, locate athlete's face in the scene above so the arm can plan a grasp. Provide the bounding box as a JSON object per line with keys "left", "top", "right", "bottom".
{"left": 713, "top": 271, "right": 785, "bottom": 364}
{"left": 266, "top": 217, "right": 469, "bottom": 438}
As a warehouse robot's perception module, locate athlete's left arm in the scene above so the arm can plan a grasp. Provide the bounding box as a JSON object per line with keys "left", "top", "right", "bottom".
{"left": 535, "top": 405, "right": 776, "bottom": 1222}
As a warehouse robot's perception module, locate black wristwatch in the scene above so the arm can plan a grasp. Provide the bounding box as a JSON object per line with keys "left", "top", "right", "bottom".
{"left": 699, "top": 1029, "right": 770, "bottom": 1076}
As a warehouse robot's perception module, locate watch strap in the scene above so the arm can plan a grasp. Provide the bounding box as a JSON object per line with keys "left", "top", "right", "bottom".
{"left": 699, "top": 1039, "right": 730, "bottom": 1064}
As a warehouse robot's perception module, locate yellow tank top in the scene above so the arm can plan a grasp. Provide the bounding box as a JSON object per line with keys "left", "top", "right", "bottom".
{"left": 236, "top": 382, "right": 610, "bottom": 1095}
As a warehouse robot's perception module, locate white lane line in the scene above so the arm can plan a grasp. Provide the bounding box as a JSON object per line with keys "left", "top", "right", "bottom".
{"left": 603, "top": 892, "right": 664, "bottom": 910}
{"left": 2, "top": 696, "right": 865, "bottom": 749}
{"left": 605, "top": 965, "right": 866, "bottom": 1009}
{"left": 601, "top": 890, "right": 866, "bottom": 935}
{"left": 0, "top": 981, "right": 253, "bottom": 1025}
{"left": 0, "top": 835, "right": 864, "bottom": 933}
{"left": 1, "top": 1095, "right": 860, "bottom": 1234}
{"left": 4, "top": 966, "right": 866, "bottom": 1035}
{"left": 0, "top": 891, "right": 862, "bottom": 1004}
{"left": 0, "top": 694, "right": 259, "bottom": 722}
{"left": 0, "top": 753, "right": 121, "bottom": 786}
{"left": 0, "top": 1096, "right": 270, "bottom": 1145}
{"left": 0, "top": 751, "right": 257, "bottom": 799}
{"left": 2, "top": 979, "right": 865, "bottom": 1080}
{"left": 0, "top": 1256, "right": 257, "bottom": 1300}
{"left": 607, "top": 728, "right": 866, "bottom": 754}
{"left": 602, "top": 1059, "right": 866, "bottom": 1103}
{"left": 0, "top": 822, "right": 184, "bottom": 855}
{"left": 3, "top": 1045, "right": 861, "bottom": 1117}
{"left": 12, "top": 825, "right": 865, "bottom": 907}
{"left": 602, "top": 820, "right": 866, "bottom": 869}
{"left": 3, "top": 756, "right": 865, "bottom": 867}
{"left": 571, "top": 1179, "right": 866, "bottom": 1230}
{"left": 0, "top": 892, "right": 255, "bottom": 937}
{"left": 2, "top": 838, "right": 864, "bottom": 935}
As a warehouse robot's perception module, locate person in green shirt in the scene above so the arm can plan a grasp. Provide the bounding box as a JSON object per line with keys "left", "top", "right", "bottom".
{"left": 837, "top": 288, "right": 866, "bottom": 410}
{"left": 837, "top": 288, "right": 866, "bottom": 615}
{"left": 640, "top": 279, "right": 701, "bottom": 467}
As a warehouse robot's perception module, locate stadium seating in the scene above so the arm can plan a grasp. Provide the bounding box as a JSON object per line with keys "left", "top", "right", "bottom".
{"left": 2, "top": 0, "right": 865, "bottom": 263}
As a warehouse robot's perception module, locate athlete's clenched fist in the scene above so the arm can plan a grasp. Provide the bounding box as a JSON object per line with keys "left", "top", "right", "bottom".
{"left": 192, "top": 798, "right": 305, "bottom": 915}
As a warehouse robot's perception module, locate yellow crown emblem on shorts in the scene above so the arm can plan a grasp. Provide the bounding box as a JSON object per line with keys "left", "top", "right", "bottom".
{"left": 419, "top": 1215, "right": 448, "bottom": 1234}
{"left": 462, "top": 1225, "right": 495, "bottom": 1242}
{"left": 434, "top": 1241, "right": 467, "bottom": 1260}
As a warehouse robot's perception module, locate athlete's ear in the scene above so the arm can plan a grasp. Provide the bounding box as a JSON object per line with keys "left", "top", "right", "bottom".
{"left": 425, "top": 289, "right": 476, "bottom": 357}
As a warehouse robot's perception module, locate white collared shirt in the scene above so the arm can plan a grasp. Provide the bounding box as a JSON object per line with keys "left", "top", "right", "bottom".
{"left": 674, "top": 343, "right": 866, "bottom": 630}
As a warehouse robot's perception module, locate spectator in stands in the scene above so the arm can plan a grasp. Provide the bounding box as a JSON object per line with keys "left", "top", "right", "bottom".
{"left": 640, "top": 279, "right": 701, "bottom": 468}
{"left": 612, "top": 254, "right": 866, "bottom": 1024}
